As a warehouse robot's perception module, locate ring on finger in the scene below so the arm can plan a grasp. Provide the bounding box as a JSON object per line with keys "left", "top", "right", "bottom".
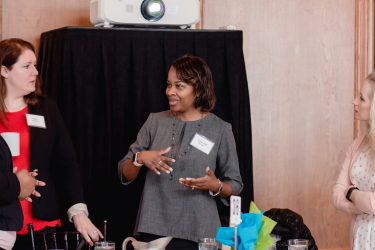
{"left": 192, "top": 186, "right": 195, "bottom": 190}
{"left": 93, "top": 230, "right": 97, "bottom": 234}
{"left": 158, "top": 160, "right": 162, "bottom": 165}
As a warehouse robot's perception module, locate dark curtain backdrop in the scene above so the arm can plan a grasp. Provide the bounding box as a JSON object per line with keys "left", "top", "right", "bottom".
{"left": 37, "top": 26, "right": 252, "bottom": 247}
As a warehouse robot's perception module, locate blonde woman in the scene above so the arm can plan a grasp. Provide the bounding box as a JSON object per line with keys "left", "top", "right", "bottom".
{"left": 333, "top": 71, "right": 375, "bottom": 249}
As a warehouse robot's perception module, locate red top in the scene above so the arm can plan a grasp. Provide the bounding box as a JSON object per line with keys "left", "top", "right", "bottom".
{"left": 0, "top": 106, "right": 61, "bottom": 234}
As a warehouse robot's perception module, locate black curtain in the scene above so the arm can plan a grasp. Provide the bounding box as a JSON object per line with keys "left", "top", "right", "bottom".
{"left": 37, "top": 26, "right": 252, "bottom": 247}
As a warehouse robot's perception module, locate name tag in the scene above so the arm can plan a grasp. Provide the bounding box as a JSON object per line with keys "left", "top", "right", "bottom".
{"left": 190, "top": 133, "right": 215, "bottom": 155}
{"left": 26, "top": 114, "right": 46, "bottom": 129}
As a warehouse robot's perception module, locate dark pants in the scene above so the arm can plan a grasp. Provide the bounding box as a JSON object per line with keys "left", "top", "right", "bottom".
{"left": 135, "top": 233, "right": 198, "bottom": 250}
{"left": 12, "top": 226, "right": 58, "bottom": 250}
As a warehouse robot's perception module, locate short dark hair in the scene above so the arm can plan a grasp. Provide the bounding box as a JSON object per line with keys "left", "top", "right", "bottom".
{"left": 171, "top": 55, "right": 216, "bottom": 112}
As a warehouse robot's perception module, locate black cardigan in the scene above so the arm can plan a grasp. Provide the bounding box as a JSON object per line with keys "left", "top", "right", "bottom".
{"left": 0, "top": 134, "right": 23, "bottom": 231}
{"left": 29, "top": 98, "right": 85, "bottom": 221}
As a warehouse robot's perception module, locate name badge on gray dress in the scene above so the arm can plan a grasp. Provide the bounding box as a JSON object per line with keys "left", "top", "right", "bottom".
{"left": 190, "top": 133, "right": 215, "bottom": 155}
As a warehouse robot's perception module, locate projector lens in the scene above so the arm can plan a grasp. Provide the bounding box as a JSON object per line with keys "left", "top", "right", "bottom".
{"left": 149, "top": 2, "right": 162, "bottom": 15}
{"left": 141, "top": 0, "right": 165, "bottom": 22}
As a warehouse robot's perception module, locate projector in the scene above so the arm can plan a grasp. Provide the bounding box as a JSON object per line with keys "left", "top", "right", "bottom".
{"left": 90, "top": 0, "right": 200, "bottom": 28}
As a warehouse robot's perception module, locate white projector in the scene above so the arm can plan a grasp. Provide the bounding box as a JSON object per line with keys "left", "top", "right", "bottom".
{"left": 90, "top": 0, "right": 200, "bottom": 28}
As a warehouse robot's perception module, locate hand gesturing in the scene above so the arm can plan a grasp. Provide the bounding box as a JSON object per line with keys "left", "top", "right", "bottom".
{"left": 137, "top": 147, "right": 175, "bottom": 175}
{"left": 179, "top": 167, "right": 220, "bottom": 191}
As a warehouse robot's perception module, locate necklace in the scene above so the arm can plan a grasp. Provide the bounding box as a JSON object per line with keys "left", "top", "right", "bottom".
{"left": 169, "top": 111, "right": 203, "bottom": 180}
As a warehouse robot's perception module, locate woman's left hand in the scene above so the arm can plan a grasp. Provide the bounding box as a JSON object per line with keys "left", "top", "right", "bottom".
{"left": 72, "top": 212, "right": 104, "bottom": 246}
{"left": 179, "top": 167, "right": 221, "bottom": 192}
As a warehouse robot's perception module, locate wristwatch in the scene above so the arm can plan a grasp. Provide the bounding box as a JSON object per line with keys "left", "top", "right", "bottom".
{"left": 209, "top": 180, "right": 222, "bottom": 196}
{"left": 346, "top": 187, "right": 359, "bottom": 202}
{"left": 132, "top": 152, "right": 143, "bottom": 167}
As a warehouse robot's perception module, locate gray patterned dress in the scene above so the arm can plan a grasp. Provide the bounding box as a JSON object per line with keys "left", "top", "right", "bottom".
{"left": 118, "top": 111, "right": 243, "bottom": 242}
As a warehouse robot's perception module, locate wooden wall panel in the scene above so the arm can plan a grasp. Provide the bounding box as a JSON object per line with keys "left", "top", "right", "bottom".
{"left": 2, "top": 0, "right": 92, "bottom": 54}
{"left": 355, "top": 0, "right": 374, "bottom": 138}
{"left": 0, "top": 0, "right": 2, "bottom": 41}
{"left": 202, "top": 0, "right": 355, "bottom": 248}
{"left": 1, "top": 0, "right": 357, "bottom": 248}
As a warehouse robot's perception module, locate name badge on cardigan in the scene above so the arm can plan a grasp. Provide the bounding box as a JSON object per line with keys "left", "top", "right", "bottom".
{"left": 190, "top": 133, "right": 215, "bottom": 155}
{"left": 26, "top": 114, "right": 47, "bottom": 129}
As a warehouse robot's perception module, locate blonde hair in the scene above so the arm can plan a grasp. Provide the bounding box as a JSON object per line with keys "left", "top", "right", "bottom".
{"left": 364, "top": 71, "right": 375, "bottom": 170}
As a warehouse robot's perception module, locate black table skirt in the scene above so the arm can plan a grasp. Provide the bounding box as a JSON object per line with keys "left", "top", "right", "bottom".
{"left": 37, "top": 26, "right": 253, "bottom": 246}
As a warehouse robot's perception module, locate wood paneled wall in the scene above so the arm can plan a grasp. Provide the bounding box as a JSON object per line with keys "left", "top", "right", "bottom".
{"left": 2, "top": 0, "right": 358, "bottom": 248}
{"left": 202, "top": 0, "right": 355, "bottom": 248}
{"left": 355, "top": 0, "right": 374, "bottom": 137}
{"left": 2, "top": 0, "right": 92, "bottom": 54}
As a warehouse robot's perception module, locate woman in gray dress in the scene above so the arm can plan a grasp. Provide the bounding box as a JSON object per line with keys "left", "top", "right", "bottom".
{"left": 118, "top": 55, "right": 243, "bottom": 250}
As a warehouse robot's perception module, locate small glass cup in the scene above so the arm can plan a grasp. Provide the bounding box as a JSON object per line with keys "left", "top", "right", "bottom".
{"left": 95, "top": 241, "right": 115, "bottom": 250}
{"left": 288, "top": 239, "right": 309, "bottom": 250}
{"left": 198, "top": 238, "right": 218, "bottom": 250}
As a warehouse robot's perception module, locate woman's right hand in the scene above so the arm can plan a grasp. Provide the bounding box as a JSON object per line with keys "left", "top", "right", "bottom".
{"left": 137, "top": 147, "right": 175, "bottom": 175}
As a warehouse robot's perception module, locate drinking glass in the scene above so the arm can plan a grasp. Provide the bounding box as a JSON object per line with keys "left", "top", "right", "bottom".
{"left": 198, "top": 238, "right": 218, "bottom": 250}
{"left": 288, "top": 239, "right": 308, "bottom": 250}
{"left": 95, "top": 241, "right": 115, "bottom": 250}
